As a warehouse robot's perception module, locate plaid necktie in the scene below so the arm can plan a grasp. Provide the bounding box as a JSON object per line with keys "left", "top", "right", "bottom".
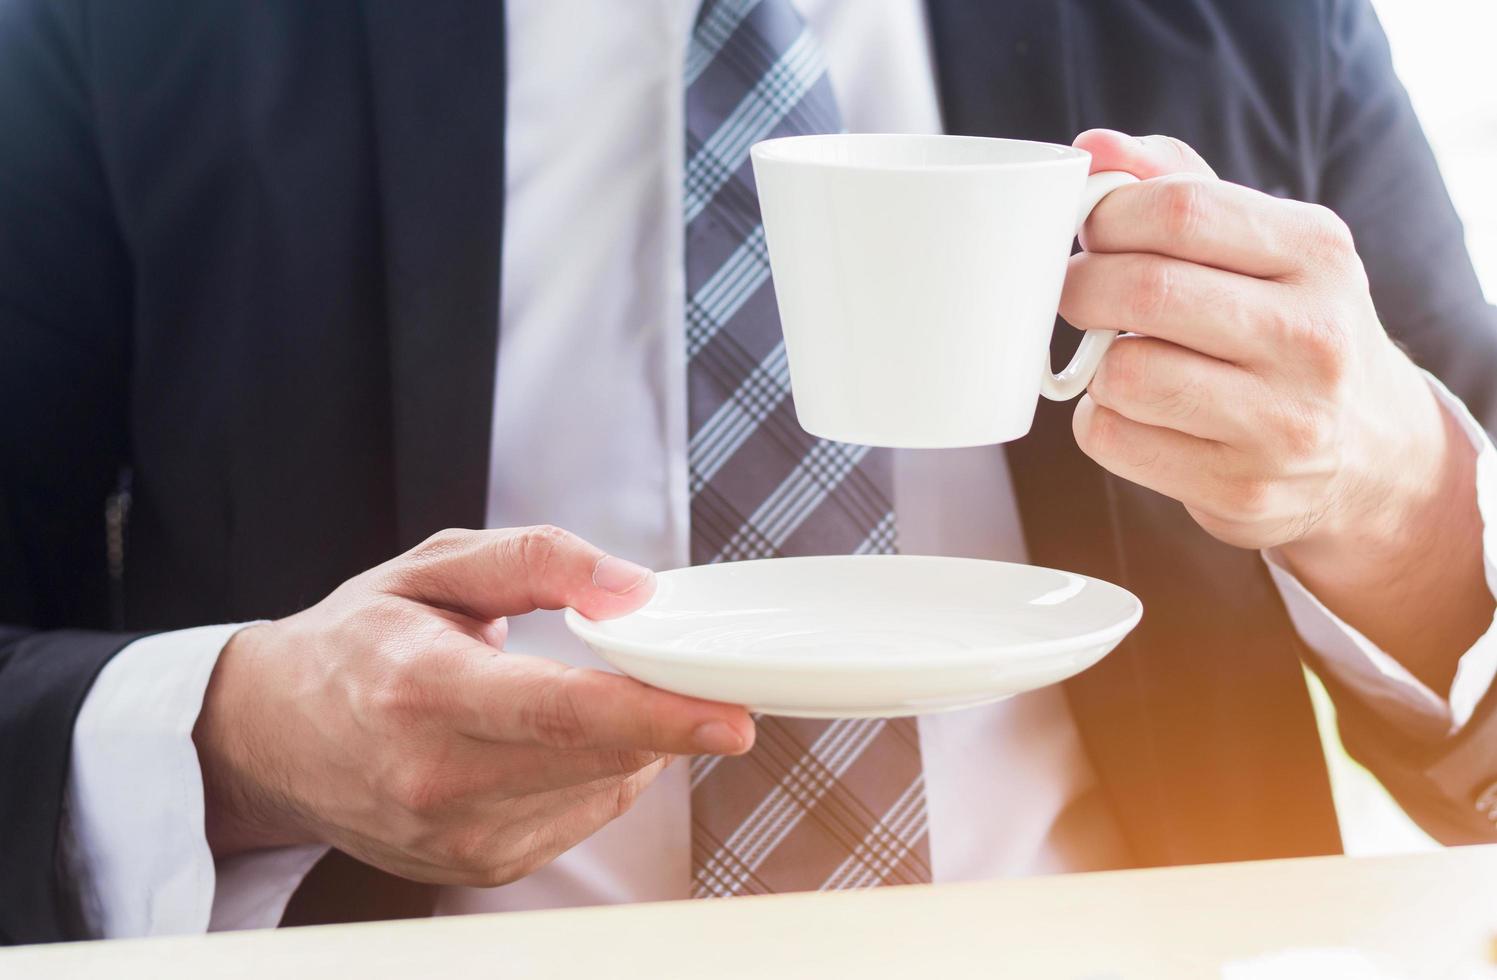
{"left": 684, "top": 0, "right": 932, "bottom": 897}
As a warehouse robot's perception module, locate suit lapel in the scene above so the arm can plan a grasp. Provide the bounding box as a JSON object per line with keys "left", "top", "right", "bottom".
{"left": 360, "top": 0, "right": 507, "bottom": 547}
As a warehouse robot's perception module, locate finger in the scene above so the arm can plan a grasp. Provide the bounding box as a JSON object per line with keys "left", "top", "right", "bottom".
{"left": 381, "top": 738, "right": 665, "bottom": 824}
{"left": 514, "top": 758, "right": 672, "bottom": 871}
{"left": 1059, "top": 250, "right": 1288, "bottom": 365}
{"left": 1073, "top": 129, "right": 1217, "bottom": 180}
{"left": 1079, "top": 174, "right": 1324, "bottom": 280}
{"left": 409, "top": 757, "right": 672, "bottom": 887}
{"left": 382, "top": 525, "right": 656, "bottom": 621}
{"left": 444, "top": 742, "right": 668, "bottom": 798}
{"left": 442, "top": 646, "right": 756, "bottom": 756}
{"left": 419, "top": 604, "right": 509, "bottom": 649}
{"left": 1072, "top": 396, "right": 1229, "bottom": 506}
{"left": 491, "top": 755, "right": 674, "bottom": 828}
{"left": 1086, "top": 336, "right": 1263, "bottom": 444}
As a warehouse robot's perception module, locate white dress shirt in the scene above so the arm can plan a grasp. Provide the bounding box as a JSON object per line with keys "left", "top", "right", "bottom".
{"left": 65, "top": 0, "right": 1497, "bottom": 938}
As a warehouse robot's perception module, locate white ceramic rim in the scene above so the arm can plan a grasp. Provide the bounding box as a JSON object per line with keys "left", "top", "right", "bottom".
{"left": 564, "top": 555, "right": 1142, "bottom": 672}
{"left": 749, "top": 134, "right": 1091, "bottom": 173}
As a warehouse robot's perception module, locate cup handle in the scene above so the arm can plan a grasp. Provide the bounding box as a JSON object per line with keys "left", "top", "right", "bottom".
{"left": 1039, "top": 170, "right": 1141, "bottom": 401}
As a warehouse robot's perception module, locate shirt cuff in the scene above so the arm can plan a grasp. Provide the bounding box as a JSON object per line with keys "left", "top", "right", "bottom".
{"left": 64, "top": 621, "right": 323, "bottom": 937}
{"left": 210, "top": 843, "right": 329, "bottom": 932}
{"left": 1263, "top": 371, "right": 1497, "bottom": 743}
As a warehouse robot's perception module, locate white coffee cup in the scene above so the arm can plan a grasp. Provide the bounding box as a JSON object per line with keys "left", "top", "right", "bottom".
{"left": 750, "top": 134, "right": 1138, "bottom": 448}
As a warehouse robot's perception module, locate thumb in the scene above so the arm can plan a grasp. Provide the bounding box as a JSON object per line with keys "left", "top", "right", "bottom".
{"left": 380, "top": 526, "right": 656, "bottom": 621}
{"left": 1073, "top": 129, "right": 1217, "bottom": 180}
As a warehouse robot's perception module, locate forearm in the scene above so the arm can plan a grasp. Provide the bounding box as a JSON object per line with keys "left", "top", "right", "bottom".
{"left": 1277, "top": 380, "right": 1492, "bottom": 696}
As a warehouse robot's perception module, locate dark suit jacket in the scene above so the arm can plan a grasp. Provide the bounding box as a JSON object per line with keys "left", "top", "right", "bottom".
{"left": 3, "top": 0, "right": 1496, "bottom": 945}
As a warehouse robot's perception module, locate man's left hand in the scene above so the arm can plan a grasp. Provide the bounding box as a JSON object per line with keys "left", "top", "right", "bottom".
{"left": 1062, "top": 129, "right": 1490, "bottom": 692}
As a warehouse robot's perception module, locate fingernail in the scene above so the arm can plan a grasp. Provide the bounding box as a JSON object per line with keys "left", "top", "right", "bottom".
{"left": 592, "top": 555, "right": 653, "bottom": 595}
{"left": 692, "top": 721, "right": 745, "bottom": 755}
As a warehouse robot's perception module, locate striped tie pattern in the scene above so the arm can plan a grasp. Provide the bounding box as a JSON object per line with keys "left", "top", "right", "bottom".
{"left": 684, "top": 0, "right": 932, "bottom": 897}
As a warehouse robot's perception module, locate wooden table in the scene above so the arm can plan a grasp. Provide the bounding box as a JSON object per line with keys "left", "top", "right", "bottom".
{"left": 8, "top": 846, "right": 1497, "bottom": 979}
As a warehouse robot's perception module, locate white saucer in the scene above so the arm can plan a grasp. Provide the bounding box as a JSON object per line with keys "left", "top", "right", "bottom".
{"left": 565, "top": 555, "right": 1141, "bottom": 718}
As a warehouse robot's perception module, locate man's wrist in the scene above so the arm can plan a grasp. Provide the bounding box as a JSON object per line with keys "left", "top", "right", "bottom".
{"left": 194, "top": 622, "right": 318, "bottom": 857}
{"left": 1293, "top": 354, "right": 1449, "bottom": 556}
{"left": 1277, "top": 365, "right": 1488, "bottom": 694}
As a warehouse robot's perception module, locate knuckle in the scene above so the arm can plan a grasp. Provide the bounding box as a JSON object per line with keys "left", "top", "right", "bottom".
{"left": 367, "top": 656, "right": 432, "bottom": 724}
{"left": 609, "top": 775, "right": 646, "bottom": 820}
{"left": 1225, "top": 476, "right": 1273, "bottom": 521}
{"left": 496, "top": 834, "right": 556, "bottom": 886}
{"left": 1267, "top": 304, "right": 1350, "bottom": 386}
{"left": 456, "top": 867, "right": 501, "bottom": 889}
{"left": 1075, "top": 399, "right": 1117, "bottom": 456}
{"left": 391, "top": 764, "right": 450, "bottom": 816}
{"left": 1093, "top": 339, "right": 1149, "bottom": 403}
{"left": 1156, "top": 176, "right": 1209, "bottom": 242}
{"left": 408, "top": 527, "right": 469, "bottom": 563}
{"left": 326, "top": 593, "right": 384, "bottom": 654}
{"left": 1115, "top": 347, "right": 1209, "bottom": 425}
{"left": 1275, "top": 402, "right": 1328, "bottom": 458}
{"left": 476, "top": 861, "right": 529, "bottom": 891}
{"left": 605, "top": 748, "right": 658, "bottom": 775}
{"left": 435, "top": 826, "right": 495, "bottom": 875}
{"left": 364, "top": 621, "right": 462, "bottom": 721}
{"left": 514, "top": 523, "right": 572, "bottom": 578}
{"left": 384, "top": 528, "right": 471, "bottom": 593}
{"left": 1127, "top": 257, "right": 1176, "bottom": 322}
{"left": 451, "top": 825, "right": 562, "bottom": 887}
{"left": 1293, "top": 203, "right": 1365, "bottom": 270}
{"left": 1299, "top": 311, "right": 1353, "bottom": 384}
{"left": 1304, "top": 204, "right": 1355, "bottom": 260}
{"left": 1143, "top": 380, "right": 1203, "bottom": 424}
{"left": 1162, "top": 135, "right": 1196, "bottom": 167}
{"left": 520, "top": 668, "right": 590, "bottom": 749}
{"left": 1262, "top": 307, "right": 1302, "bottom": 350}
{"left": 440, "top": 841, "right": 526, "bottom": 888}
{"left": 1154, "top": 381, "right": 1202, "bottom": 424}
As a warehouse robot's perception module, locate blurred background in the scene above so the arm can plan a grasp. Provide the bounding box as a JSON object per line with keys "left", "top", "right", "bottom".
{"left": 1316, "top": 0, "right": 1497, "bottom": 855}
{"left": 1373, "top": 0, "right": 1497, "bottom": 295}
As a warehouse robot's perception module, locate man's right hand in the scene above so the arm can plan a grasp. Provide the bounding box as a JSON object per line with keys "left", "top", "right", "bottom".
{"left": 192, "top": 526, "right": 753, "bottom": 887}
